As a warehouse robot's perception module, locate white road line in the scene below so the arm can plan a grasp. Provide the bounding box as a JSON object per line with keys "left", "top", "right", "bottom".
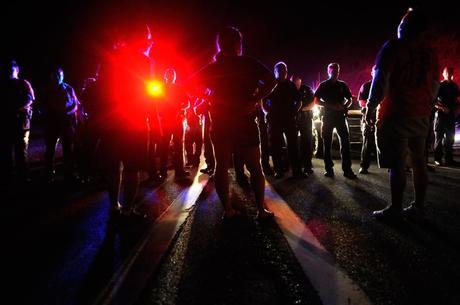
{"left": 264, "top": 182, "right": 373, "bottom": 305}
{"left": 92, "top": 168, "right": 210, "bottom": 305}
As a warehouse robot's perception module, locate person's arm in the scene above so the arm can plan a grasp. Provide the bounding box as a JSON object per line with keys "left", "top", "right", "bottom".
{"left": 261, "top": 97, "right": 270, "bottom": 115}
{"left": 252, "top": 60, "right": 277, "bottom": 101}
{"left": 314, "top": 83, "right": 342, "bottom": 111}
{"left": 193, "top": 96, "right": 207, "bottom": 115}
{"left": 456, "top": 84, "right": 460, "bottom": 106}
{"left": 300, "top": 86, "right": 315, "bottom": 111}
{"left": 343, "top": 83, "right": 354, "bottom": 108}
{"left": 18, "top": 80, "right": 34, "bottom": 112}
{"left": 240, "top": 59, "right": 277, "bottom": 115}
{"left": 357, "top": 83, "right": 368, "bottom": 109}
{"left": 187, "top": 64, "right": 214, "bottom": 102}
{"left": 293, "top": 86, "right": 302, "bottom": 112}
{"left": 366, "top": 40, "right": 395, "bottom": 125}
{"left": 434, "top": 100, "right": 449, "bottom": 113}
{"left": 66, "top": 87, "right": 79, "bottom": 115}
{"left": 314, "top": 96, "right": 344, "bottom": 111}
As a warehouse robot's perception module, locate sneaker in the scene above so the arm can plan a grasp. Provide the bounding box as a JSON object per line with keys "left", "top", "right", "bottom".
{"left": 324, "top": 170, "right": 334, "bottom": 178}
{"left": 175, "top": 170, "right": 191, "bottom": 178}
{"left": 200, "top": 167, "right": 214, "bottom": 175}
{"left": 256, "top": 209, "right": 275, "bottom": 221}
{"left": 119, "top": 207, "right": 133, "bottom": 217}
{"left": 109, "top": 202, "right": 123, "bottom": 216}
{"left": 402, "top": 203, "right": 425, "bottom": 218}
{"left": 343, "top": 171, "right": 357, "bottom": 179}
{"left": 359, "top": 167, "right": 369, "bottom": 174}
{"left": 132, "top": 207, "right": 148, "bottom": 219}
{"left": 434, "top": 160, "right": 442, "bottom": 166}
{"left": 372, "top": 206, "right": 401, "bottom": 220}
{"left": 274, "top": 172, "right": 285, "bottom": 179}
{"left": 303, "top": 168, "right": 314, "bottom": 175}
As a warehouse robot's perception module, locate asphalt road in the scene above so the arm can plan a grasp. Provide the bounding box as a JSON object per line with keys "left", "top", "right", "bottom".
{"left": 4, "top": 155, "right": 460, "bottom": 305}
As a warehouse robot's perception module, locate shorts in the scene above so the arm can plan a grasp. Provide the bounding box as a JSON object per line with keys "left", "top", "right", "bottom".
{"left": 376, "top": 117, "right": 429, "bottom": 168}
{"left": 211, "top": 119, "right": 260, "bottom": 151}
{"left": 99, "top": 130, "right": 148, "bottom": 172}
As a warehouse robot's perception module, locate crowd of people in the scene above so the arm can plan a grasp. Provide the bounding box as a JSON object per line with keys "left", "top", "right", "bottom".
{"left": 1, "top": 8, "right": 458, "bottom": 220}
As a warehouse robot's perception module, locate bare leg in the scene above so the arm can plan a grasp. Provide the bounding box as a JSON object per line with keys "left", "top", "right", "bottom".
{"left": 107, "top": 163, "right": 122, "bottom": 209}
{"left": 409, "top": 137, "right": 428, "bottom": 207}
{"left": 123, "top": 170, "right": 140, "bottom": 212}
{"left": 389, "top": 165, "right": 406, "bottom": 211}
{"left": 213, "top": 140, "right": 237, "bottom": 217}
{"left": 240, "top": 146, "right": 273, "bottom": 218}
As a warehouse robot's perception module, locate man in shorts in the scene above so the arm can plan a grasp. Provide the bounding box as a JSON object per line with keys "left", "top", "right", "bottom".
{"left": 98, "top": 24, "right": 154, "bottom": 217}
{"left": 365, "top": 8, "right": 439, "bottom": 219}
{"left": 192, "top": 26, "right": 277, "bottom": 219}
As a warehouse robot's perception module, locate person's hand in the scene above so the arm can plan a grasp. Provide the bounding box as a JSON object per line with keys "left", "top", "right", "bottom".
{"left": 365, "top": 107, "right": 376, "bottom": 126}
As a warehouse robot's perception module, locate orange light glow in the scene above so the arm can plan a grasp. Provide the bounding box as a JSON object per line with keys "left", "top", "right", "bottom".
{"left": 146, "top": 80, "right": 164, "bottom": 97}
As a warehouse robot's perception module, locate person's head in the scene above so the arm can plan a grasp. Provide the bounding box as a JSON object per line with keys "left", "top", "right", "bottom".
{"left": 443, "top": 67, "right": 454, "bottom": 81}
{"left": 327, "top": 63, "right": 340, "bottom": 80}
{"left": 397, "top": 8, "right": 428, "bottom": 39}
{"left": 371, "top": 65, "right": 377, "bottom": 78}
{"left": 52, "top": 67, "right": 64, "bottom": 85}
{"left": 9, "top": 60, "right": 20, "bottom": 79}
{"left": 216, "top": 26, "right": 243, "bottom": 57}
{"left": 274, "top": 62, "right": 288, "bottom": 80}
{"left": 293, "top": 76, "right": 302, "bottom": 89}
{"left": 114, "top": 23, "right": 153, "bottom": 53}
{"left": 164, "top": 68, "right": 177, "bottom": 84}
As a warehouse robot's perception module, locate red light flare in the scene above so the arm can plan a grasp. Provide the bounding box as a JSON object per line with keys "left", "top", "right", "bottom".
{"left": 149, "top": 33, "right": 196, "bottom": 81}
{"left": 146, "top": 80, "right": 164, "bottom": 97}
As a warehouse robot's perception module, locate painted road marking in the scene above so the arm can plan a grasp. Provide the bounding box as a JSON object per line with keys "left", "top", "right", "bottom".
{"left": 92, "top": 167, "right": 210, "bottom": 305}
{"left": 265, "top": 181, "right": 373, "bottom": 305}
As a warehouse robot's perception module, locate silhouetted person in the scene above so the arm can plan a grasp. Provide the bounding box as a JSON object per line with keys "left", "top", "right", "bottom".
{"left": 294, "top": 76, "right": 315, "bottom": 174}
{"left": 76, "top": 67, "right": 103, "bottom": 183}
{"left": 255, "top": 102, "right": 273, "bottom": 175}
{"left": 97, "top": 24, "right": 154, "bottom": 216}
{"left": 197, "top": 98, "right": 215, "bottom": 175}
{"left": 365, "top": 8, "right": 439, "bottom": 219}
{"left": 192, "top": 26, "right": 277, "bottom": 219}
{"left": 264, "top": 62, "right": 304, "bottom": 179}
{"left": 0, "top": 60, "right": 34, "bottom": 183}
{"left": 184, "top": 97, "right": 203, "bottom": 167}
{"left": 157, "top": 68, "right": 190, "bottom": 179}
{"left": 434, "top": 66, "right": 459, "bottom": 166}
{"left": 43, "top": 67, "right": 78, "bottom": 182}
{"left": 314, "top": 63, "right": 357, "bottom": 179}
{"left": 358, "top": 66, "right": 377, "bottom": 174}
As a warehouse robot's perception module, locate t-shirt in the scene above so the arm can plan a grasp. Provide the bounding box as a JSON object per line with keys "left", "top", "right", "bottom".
{"left": 1, "top": 77, "right": 34, "bottom": 130}
{"left": 44, "top": 82, "right": 78, "bottom": 119}
{"left": 157, "top": 83, "right": 188, "bottom": 128}
{"left": 101, "top": 47, "right": 153, "bottom": 132}
{"left": 368, "top": 38, "right": 439, "bottom": 120}
{"left": 314, "top": 79, "right": 352, "bottom": 118}
{"left": 265, "top": 79, "right": 301, "bottom": 121}
{"left": 192, "top": 55, "right": 272, "bottom": 131}
{"left": 358, "top": 80, "right": 372, "bottom": 108}
{"left": 299, "top": 84, "right": 314, "bottom": 110}
{"left": 437, "top": 80, "right": 460, "bottom": 113}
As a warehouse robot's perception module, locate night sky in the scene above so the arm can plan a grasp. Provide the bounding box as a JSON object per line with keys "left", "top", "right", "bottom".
{"left": 1, "top": 0, "right": 460, "bottom": 94}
